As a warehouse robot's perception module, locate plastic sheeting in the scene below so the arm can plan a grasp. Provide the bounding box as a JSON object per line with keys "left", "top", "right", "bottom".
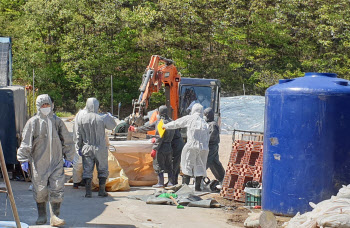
{"left": 6, "top": 86, "right": 26, "bottom": 137}
{"left": 283, "top": 184, "right": 350, "bottom": 228}
{"left": 109, "top": 140, "right": 158, "bottom": 186}
{"left": 220, "top": 96, "right": 265, "bottom": 134}
{"left": 0, "top": 86, "right": 26, "bottom": 164}
{"left": 0, "top": 38, "right": 11, "bottom": 86}
{"left": 92, "top": 150, "right": 130, "bottom": 191}
{"left": 128, "top": 184, "right": 221, "bottom": 208}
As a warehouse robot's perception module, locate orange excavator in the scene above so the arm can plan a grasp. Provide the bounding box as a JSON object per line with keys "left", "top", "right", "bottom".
{"left": 130, "top": 55, "right": 181, "bottom": 127}
{"left": 124, "top": 55, "right": 221, "bottom": 139}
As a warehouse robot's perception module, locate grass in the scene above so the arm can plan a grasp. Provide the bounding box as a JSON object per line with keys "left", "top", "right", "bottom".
{"left": 56, "top": 111, "right": 73, "bottom": 117}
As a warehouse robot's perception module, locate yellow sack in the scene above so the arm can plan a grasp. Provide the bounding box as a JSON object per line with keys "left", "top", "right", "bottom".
{"left": 92, "top": 150, "right": 130, "bottom": 191}
{"left": 109, "top": 140, "right": 158, "bottom": 186}
{"left": 157, "top": 119, "right": 166, "bottom": 138}
{"left": 112, "top": 152, "right": 158, "bottom": 186}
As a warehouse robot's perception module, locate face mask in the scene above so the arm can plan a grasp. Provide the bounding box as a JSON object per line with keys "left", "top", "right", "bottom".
{"left": 204, "top": 116, "right": 208, "bottom": 122}
{"left": 156, "top": 115, "right": 160, "bottom": 119}
{"left": 40, "top": 107, "right": 51, "bottom": 116}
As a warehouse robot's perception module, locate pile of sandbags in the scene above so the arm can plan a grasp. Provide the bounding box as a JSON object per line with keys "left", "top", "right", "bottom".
{"left": 284, "top": 184, "right": 350, "bottom": 228}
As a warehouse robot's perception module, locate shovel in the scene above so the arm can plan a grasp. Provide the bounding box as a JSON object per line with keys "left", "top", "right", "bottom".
{"left": 158, "top": 193, "right": 185, "bottom": 209}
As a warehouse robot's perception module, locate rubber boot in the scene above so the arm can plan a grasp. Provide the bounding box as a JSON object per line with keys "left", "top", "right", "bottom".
{"left": 98, "top": 177, "right": 108, "bottom": 197}
{"left": 167, "top": 171, "right": 174, "bottom": 187}
{"left": 195, "top": 176, "right": 203, "bottom": 191}
{"left": 79, "top": 180, "right": 86, "bottom": 187}
{"left": 49, "top": 202, "right": 65, "bottom": 227}
{"left": 84, "top": 178, "right": 92, "bottom": 198}
{"left": 152, "top": 173, "right": 164, "bottom": 188}
{"left": 35, "top": 202, "right": 47, "bottom": 225}
{"left": 173, "top": 173, "right": 179, "bottom": 185}
{"left": 182, "top": 175, "right": 191, "bottom": 185}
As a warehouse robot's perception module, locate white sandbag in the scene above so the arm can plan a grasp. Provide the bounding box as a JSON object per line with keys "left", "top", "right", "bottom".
{"left": 259, "top": 211, "right": 277, "bottom": 228}
{"left": 317, "top": 213, "right": 350, "bottom": 228}
{"left": 284, "top": 185, "right": 350, "bottom": 228}
{"left": 283, "top": 212, "right": 317, "bottom": 228}
{"left": 244, "top": 212, "right": 262, "bottom": 227}
{"left": 337, "top": 185, "right": 350, "bottom": 199}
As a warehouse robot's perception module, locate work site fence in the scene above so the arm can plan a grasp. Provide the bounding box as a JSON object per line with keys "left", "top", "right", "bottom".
{"left": 232, "top": 129, "right": 264, "bottom": 142}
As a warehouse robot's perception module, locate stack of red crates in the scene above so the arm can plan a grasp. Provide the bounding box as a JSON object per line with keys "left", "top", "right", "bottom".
{"left": 220, "top": 140, "right": 264, "bottom": 202}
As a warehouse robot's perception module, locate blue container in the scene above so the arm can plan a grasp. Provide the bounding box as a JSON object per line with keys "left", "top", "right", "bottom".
{"left": 262, "top": 72, "right": 350, "bottom": 215}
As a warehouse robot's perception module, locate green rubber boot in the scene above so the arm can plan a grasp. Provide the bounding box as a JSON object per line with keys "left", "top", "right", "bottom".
{"left": 85, "top": 178, "right": 92, "bottom": 198}
{"left": 182, "top": 175, "right": 191, "bottom": 185}
{"left": 98, "top": 177, "right": 108, "bottom": 197}
{"left": 195, "top": 176, "right": 203, "bottom": 191}
{"left": 35, "top": 202, "right": 47, "bottom": 225}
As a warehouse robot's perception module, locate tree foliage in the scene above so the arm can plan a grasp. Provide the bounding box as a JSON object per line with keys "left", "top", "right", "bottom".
{"left": 1, "top": 0, "right": 350, "bottom": 112}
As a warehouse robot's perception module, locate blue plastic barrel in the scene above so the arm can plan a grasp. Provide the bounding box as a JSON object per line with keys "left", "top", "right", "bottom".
{"left": 262, "top": 72, "right": 350, "bottom": 215}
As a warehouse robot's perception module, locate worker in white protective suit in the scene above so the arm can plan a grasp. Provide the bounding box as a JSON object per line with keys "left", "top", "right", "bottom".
{"left": 76, "top": 98, "right": 116, "bottom": 198}
{"left": 72, "top": 108, "right": 87, "bottom": 188}
{"left": 187, "top": 92, "right": 211, "bottom": 111}
{"left": 163, "top": 103, "right": 209, "bottom": 191}
{"left": 17, "top": 94, "right": 75, "bottom": 227}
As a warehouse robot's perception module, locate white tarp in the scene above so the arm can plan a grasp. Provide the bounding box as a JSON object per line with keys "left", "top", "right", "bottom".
{"left": 220, "top": 96, "right": 265, "bottom": 134}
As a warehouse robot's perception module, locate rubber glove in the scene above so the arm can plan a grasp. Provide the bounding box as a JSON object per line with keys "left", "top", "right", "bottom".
{"left": 107, "top": 112, "right": 113, "bottom": 117}
{"left": 78, "top": 148, "right": 82, "bottom": 156}
{"left": 151, "top": 149, "right": 157, "bottom": 158}
{"left": 64, "top": 160, "right": 73, "bottom": 168}
{"left": 151, "top": 138, "right": 156, "bottom": 144}
{"left": 128, "top": 126, "right": 136, "bottom": 132}
{"left": 21, "top": 162, "right": 29, "bottom": 173}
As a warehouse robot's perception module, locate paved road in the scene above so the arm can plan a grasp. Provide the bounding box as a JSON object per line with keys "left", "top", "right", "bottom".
{"left": 0, "top": 119, "right": 237, "bottom": 228}
{"left": 0, "top": 180, "right": 237, "bottom": 228}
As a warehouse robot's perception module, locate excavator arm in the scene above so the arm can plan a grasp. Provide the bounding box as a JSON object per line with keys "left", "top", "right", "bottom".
{"left": 130, "top": 55, "right": 181, "bottom": 126}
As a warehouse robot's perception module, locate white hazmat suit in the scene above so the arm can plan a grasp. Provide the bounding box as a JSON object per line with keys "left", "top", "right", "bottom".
{"left": 163, "top": 103, "right": 209, "bottom": 177}
{"left": 72, "top": 108, "right": 87, "bottom": 185}
{"left": 17, "top": 94, "right": 74, "bottom": 226}
{"left": 76, "top": 98, "right": 116, "bottom": 197}
{"left": 17, "top": 94, "right": 75, "bottom": 202}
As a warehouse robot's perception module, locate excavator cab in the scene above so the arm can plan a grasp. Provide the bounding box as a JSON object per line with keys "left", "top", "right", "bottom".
{"left": 178, "top": 78, "right": 221, "bottom": 140}
{"left": 179, "top": 78, "right": 221, "bottom": 123}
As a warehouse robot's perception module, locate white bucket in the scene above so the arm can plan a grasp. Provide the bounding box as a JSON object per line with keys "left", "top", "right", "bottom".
{"left": 0, "top": 221, "right": 29, "bottom": 228}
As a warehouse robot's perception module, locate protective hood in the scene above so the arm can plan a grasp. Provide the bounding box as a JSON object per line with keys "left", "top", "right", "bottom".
{"left": 204, "top": 107, "right": 214, "bottom": 122}
{"left": 36, "top": 94, "right": 53, "bottom": 116}
{"left": 159, "top": 105, "right": 169, "bottom": 119}
{"left": 191, "top": 103, "right": 204, "bottom": 117}
{"left": 86, "top": 98, "right": 99, "bottom": 113}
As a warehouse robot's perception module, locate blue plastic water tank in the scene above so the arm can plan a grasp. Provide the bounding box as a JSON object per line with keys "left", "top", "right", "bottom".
{"left": 262, "top": 72, "right": 350, "bottom": 216}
